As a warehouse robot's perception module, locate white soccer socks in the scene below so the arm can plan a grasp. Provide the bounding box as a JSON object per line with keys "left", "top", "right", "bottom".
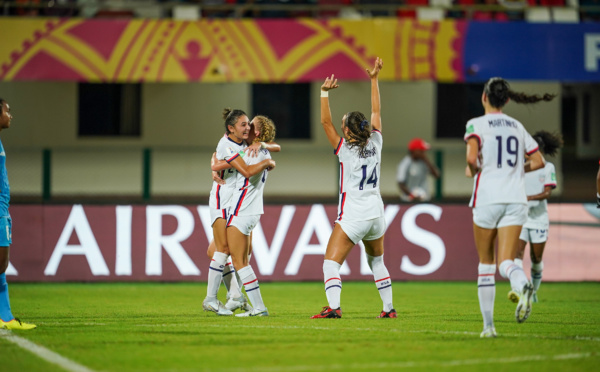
{"left": 478, "top": 263, "right": 496, "bottom": 329}
{"left": 499, "top": 259, "right": 529, "bottom": 292}
{"left": 237, "top": 265, "right": 266, "bottom": 311}
{"left": 323, "top": 259, "right": 342, "bottom": 310}
{"left": 367, "top": 254, "right": 394, "bottom": 312}
{"left": 513, "top": 258, "right": 523, "bottom": 269}
{"left": 206, "top": 252, "right": 228, "bottom": 301}
{"left": 531, "top": 261, "right": 544, "bottom": 292}
{"left": 222, "top": 257, "right": 243, "bottom": 299}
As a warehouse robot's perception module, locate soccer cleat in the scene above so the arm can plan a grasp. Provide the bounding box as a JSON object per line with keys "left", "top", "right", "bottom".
{"left": 377, "top": 309, "right": 397, "bottom": 318}
{"left": 507, "top": 290, "right": 520, "bottom": 304}
{"left": 0, "top": 318, "right": 37, "bottom": 330}
{"left": 515, "top": 282, "right": 534, "bottom": 323}
{"left": 480, "top": 326, "right": 497, "bottom": 338}
{"left": 310, "top": 306, "right": 342, "bottom": 319}
{"left": 225, "top": 295, "right": 251, "bottom": 312}
{"left": 202, "top": 298, "right": 233, "bottom": 316}
{"left": 532, "top": 291, "right": 539, "bottom": 303}
{"left": 235, "top": 308, "right": 269, "bottom": 317}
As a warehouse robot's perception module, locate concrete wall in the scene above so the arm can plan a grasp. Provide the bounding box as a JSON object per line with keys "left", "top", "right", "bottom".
{"left": 0, "top": 80, "right": 562, "bottom": 200}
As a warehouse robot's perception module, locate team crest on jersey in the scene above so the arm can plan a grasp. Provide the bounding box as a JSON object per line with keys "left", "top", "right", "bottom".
{"left": 539, "top": 175, "right": 545, "bottom": 183}
{"left": 226, "top": 147, "right": 235, "bottom": 156}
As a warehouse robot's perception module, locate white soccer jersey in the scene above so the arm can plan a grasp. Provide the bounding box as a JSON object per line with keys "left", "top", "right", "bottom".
{"left": 335, "top": 129, "right": 384, "bottom": 222}
{"left": 229, "top": 148, "right": 271, "bottom": 217}
{"left": 208, "top": 135, "right": 248, "bottom": 215}
{"left": 464, "top": 113, "right": 539, "bottom": 208}
{"left": 523, "top": 162, "right": 556, "bottom": 229}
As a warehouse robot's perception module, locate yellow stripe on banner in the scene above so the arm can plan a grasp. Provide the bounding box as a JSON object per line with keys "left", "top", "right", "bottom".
{"left": 0, "top": 18, "right": 465, "bottom": 82}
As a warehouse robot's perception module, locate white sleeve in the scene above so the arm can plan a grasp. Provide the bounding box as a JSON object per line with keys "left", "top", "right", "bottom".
{"left": 371, "top": 129, "right": 382, "bottom": 148}
{"left": 464, "top": 120, "right": 481, "bottom": 148}
{"left": 523, "top": 129, "right": 539, "bottom": 155}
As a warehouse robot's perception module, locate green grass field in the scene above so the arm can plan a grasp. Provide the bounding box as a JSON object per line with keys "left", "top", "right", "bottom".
{"left": 1, "top": 281, "right": 599, "bottom": 372}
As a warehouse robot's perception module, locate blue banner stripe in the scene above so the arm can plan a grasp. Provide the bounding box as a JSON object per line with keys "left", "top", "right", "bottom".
{"left": 245, "top": 286, "right": 260, "bottom": 292}
{"left": 326, "top": 285, "right": 342, "bottom": 291}
{"left": 377, "top": 284, "right": 391, "bottom": 291}
{"left": 209, "top": 267, "right": 223, "bottom": 273}
{"left": 478, "top": 284, "right": 495, "bottom": 288}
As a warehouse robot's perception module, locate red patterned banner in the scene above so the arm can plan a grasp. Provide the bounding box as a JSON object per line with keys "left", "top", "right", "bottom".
{"left": 0, "top": 18, "right": 465, "bottom": 82}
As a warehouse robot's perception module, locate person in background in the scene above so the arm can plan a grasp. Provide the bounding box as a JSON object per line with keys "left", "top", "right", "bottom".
{"left": 396, "top": 138, "right": 440, "bottom": 202}
{"left": 0, "top": 98, "right": 36, "bottom": 330}
{"left": 514, "top": 131, "right": 563, "bottom": 304}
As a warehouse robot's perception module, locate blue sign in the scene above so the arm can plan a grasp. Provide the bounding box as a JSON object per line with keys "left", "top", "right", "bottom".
{"left": 464, "top": 23, "right": 600, "bottom": 82}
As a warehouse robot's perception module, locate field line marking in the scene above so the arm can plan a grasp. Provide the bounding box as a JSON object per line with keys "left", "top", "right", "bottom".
{"left": 0, "top": 329, "right": 96, "bottom": 372}
{"left": 132, "top": 322, "right": 600, "bottom": 342}
{"left": 223, "top": 352, "right": 597, "bottom": 371}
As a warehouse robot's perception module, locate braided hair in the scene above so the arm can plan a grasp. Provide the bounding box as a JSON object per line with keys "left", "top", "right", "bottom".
{"left": 252, "top": 115, "right": 276, "bottom": 143}
{"left": 344, "top": 111, "right": 372, "bottom": 157}
{"left": 484, "top": 77, "right": 556, "bottom": 109}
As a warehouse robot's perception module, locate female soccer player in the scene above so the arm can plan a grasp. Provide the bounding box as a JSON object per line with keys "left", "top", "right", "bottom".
{"left": 464, "top": 78, "right": 553, "bottom": 337}
{"left": 514, "top": 131, "right": 563, "bottom": 303}
{"left": 203, "top": 109, "right": 275, "bottom": 316}
{"left": 218, "top": 115, "right": 277, "bottom": 317}
{"left": 311, "top": 57, "right": 396, "bottom": 319}
{"left": 205, "top": 117, "right": 281, "bottom": 313}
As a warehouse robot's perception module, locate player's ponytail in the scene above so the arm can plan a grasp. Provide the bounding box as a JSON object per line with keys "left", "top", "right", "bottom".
{"left": 344, "top": 111, "right": 372, "bottom": 157}
{"left": 532, "top": 130, "right": 563, "bottom": 157}
{"left": 222, "top": 108, "right": 247, "bottom": 134}
{"left": 485, "top": 77, "right": 556, "bottom": 108}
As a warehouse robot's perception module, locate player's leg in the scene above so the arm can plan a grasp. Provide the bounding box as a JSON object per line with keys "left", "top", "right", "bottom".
{"left": 0, "top": 246, "right": 13, "bottom": 322}
{"left": 203, "top": 219, "right": 233, "bottom": 315}
{"left": 472, "top": 223, "right": 497, "bottom": 337}
{"left": 515, "top": 228, "right": 529, "bottom": 269}
{"left": 311, "top": 223, "right": 354, "bottom": 319}
{"left": 363, "top": 236, "right": 395, "bottom": 318}
{"left": 362, "top": 216, "right": 395, "bottom": 318}
{"left": 530, "top": 235, "right": 547, "bottom": 303}
{"left": 0, "top": 217, "right": 36, "bottom": 330}
{"left": 228, "top": 219, "right": 267, "bottom": 317}
{"left": 497, "top": 225, "right": 533, "bottom": 323}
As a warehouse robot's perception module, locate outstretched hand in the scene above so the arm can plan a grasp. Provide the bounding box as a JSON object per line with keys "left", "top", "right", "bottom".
{"left": 366, "top": 57, "right": 383, "bottom": 79}
{"left": 321, "top": 74, "right": 339, "bottom": 92}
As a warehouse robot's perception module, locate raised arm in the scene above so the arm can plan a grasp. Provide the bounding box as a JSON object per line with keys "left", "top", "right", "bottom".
{"left": 366, "top": 57, "right": 383, "bottom": 132}
{"left": 320, "top": 74, "right": 341, "bottom": 149}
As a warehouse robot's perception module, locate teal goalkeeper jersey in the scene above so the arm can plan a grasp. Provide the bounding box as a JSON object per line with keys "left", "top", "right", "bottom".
{"left": 0, "top": 139, "right": 9, "bottom": 216}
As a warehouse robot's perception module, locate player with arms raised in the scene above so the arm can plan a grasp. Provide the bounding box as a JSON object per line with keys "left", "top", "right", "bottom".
{"left": 311, "top": 57, "right": 396, "bottom": 319}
